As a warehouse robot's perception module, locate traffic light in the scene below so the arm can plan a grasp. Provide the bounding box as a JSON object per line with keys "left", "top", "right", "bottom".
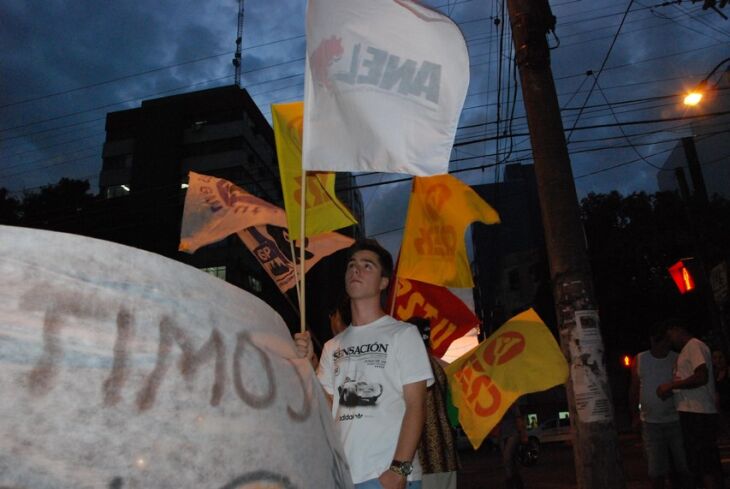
{"left": 622, "top": 355, "right": 632, "bottom": 368}
{"left": 668, "top": 258, "right": 697, "bottom": 294}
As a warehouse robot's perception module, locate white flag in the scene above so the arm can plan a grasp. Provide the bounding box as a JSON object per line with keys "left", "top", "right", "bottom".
{"left": 302, "top": 0, "right": 469, "bottom": 176}
{"left": 179, "top": 171, "right": 287, "bottom": 253}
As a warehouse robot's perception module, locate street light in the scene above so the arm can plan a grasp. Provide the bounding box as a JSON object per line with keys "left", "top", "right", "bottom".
{"left": 683, "top": 57, "right": 730, "bottom": 106}
{"left": 683, "top": 90, "right": 704, "bottom": 107}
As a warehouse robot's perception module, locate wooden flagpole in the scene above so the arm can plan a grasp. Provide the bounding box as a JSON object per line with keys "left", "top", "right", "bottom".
{"left": 299, "top": 172, "right": 307, "bottom": 333}
{"left": 289, "top": 239, "right": 302, "bottom": 313}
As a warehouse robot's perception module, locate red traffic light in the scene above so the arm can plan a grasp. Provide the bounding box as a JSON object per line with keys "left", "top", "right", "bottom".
{"left": 668, "top": 259, "right": 696, "bottom": 294}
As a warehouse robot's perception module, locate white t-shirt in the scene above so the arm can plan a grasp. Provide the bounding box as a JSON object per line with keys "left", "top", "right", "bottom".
{"left": 673, "top": 338, "right": 717, "bottom": 414}
{"left": 317, "top": 315, "right": 434, "bottom": 484}
{"left": 637, "top": 350, "right": 679, "bottom": 423}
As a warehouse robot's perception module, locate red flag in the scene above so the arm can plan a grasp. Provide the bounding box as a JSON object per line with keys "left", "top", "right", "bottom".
{"left": 389, "top": 277, "right": 479, "bottom": 357}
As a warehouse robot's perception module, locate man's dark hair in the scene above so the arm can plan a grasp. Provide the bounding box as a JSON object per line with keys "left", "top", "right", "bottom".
{"left": 347, "top": 238, "right": 394, "bottom": 280}
{"left": 650, "top": 321, "right": 670, "bottom": 343}
{"left": 656, "top": 317, "right": 692, "bottom": 337}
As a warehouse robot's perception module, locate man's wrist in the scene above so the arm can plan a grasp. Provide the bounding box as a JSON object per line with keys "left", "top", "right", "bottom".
{"left": 388, "top": 460, "right": 413, "bottom": 477}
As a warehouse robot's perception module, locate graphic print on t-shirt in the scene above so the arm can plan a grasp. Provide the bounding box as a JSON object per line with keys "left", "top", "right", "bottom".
{"left": 334, "top": 340, "right": 389, "bottom": 408}
{"left": 338, "top": 376, "right": 384, "bottom": 406}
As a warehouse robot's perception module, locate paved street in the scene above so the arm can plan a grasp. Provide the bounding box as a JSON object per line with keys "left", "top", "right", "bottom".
{"left": 456, "top": 434, "right": 730, "bottom": 489}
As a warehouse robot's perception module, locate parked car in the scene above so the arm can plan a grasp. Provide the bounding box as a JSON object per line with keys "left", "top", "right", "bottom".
{"left": 527, "top": 417, "right": 573, "bottom": 446}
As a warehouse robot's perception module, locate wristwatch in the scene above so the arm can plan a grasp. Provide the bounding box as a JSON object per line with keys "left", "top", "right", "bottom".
{"left": 389, "top": 460, "right": 413, "bottom": 477}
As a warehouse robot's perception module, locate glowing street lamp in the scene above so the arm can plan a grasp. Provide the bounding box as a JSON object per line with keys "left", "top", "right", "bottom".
{"left": 683, "top": 57, "right": 730, "bottom": 107}
{"left": 683, "top": 89, "right": 704, "bottom": 107}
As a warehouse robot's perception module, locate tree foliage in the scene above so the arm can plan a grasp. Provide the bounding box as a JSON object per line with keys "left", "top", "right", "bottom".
{"left": 0, "top": 178, "right": 94, "bottom": 231}
{"left": 580, "top": 190, "right": 730, "bottom": 353}
{"left": 0, "top": 188, "right": 21, "bottom": 225}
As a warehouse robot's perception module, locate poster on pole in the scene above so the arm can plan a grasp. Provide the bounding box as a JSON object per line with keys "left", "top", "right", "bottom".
{"left": 0, "top": 225, "right": 351, "bottom": 488}
{"left": 568, "top": 310, "right": 613, "bottom": 423}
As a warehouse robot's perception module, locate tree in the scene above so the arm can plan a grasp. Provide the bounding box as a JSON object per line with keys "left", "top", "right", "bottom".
{"left": 0, "top": 188, "right": 21, "bottom": 224}
{"left": 20, "top": 178, "right": 95, "bottom": 232}
{"left": 580, "top": 190, "right": 729, "bottom": 354}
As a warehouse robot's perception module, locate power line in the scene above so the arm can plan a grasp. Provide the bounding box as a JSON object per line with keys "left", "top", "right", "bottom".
{"left": 2, "top": 11, "right": 720, "bottom": 143}
{"left": 2, "top": 0, "right": 726, "bottom": 191}
{"left": 0, "top": 52, "right": 235, "bottom": 110}
{"left": 566, "top": 0, "right": 635, "bottom": 143}
{"left": 3, "top": 83, "right": 719, "bottom": 181}
{"left": 0, "top": 75, "right": 234, "bottom": 141}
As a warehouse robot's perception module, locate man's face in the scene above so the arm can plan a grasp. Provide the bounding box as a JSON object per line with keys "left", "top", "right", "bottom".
{"left": 650, "top": 333, "right": 671, "bottom": 354}
{"left": 666, "top": 326, "right": 683, "bottom": 349}
{"left": 345, "top": 250, "right": 389, "bottom": 301}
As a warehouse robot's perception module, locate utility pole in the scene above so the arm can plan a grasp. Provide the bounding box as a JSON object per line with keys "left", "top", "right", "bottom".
{"left": 505, "top": 1, "right": 625, "bottom": 489}
{"left": 679, "top": 137, "right": 726, "bottom": 347}
{"left": 682, "top": 136, "right": 709, "bottom": 207}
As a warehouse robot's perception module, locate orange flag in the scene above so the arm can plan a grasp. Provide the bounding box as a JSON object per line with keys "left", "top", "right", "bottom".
{"left": 398, "top": 174, "right": 500, "bottom": 288}
{"left": 179, "top": 171, "right": 287, "bottom": 253}
{"left": 445, "top": 309, "right": 568, "bottom": 449}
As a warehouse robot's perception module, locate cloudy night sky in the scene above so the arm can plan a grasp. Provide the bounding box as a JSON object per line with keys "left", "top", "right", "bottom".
{"left": 1, "top": 0, "right": 728, "bottom": 250}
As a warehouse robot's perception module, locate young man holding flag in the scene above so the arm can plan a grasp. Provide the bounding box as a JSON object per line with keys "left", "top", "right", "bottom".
{"left": 295, "top": 239, "right": 434, "bottom": 489}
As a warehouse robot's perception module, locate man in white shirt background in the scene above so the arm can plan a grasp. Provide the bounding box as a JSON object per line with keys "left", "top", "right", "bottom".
{"left": 630, "top": 322, "right": 691, "bottom": 489}
{"left": 657, "top": 319, "right": 723, "bottom": 489}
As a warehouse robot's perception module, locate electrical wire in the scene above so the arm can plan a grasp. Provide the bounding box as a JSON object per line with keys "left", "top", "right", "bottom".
{"left": 2, "top": 0, "right": 728, "bottom": 193}
{"left": 0, "top": 52, "right": 235, "bottom": 110}
{"left": 565, "top": 0, "right": 634, "bottom": 143}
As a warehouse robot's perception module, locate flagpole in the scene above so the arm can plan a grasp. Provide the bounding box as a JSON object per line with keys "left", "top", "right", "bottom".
{"left": 389, "top": 259, "right": 399, "bottom": 316}
{"left": 289, "top": 239, "right": 302, "bottom": 312}
{"left": 299, "top": 172, "right": 307, "bottom": 333}
{"left": 389, "top": 276, "right": 398, "bottom": 316}
{"left": 389, "top": 224, "right": 404, "bottom": 317}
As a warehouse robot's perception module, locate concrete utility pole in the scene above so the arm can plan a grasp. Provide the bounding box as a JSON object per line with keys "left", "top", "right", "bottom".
{"left": 505, "top": 1, "right": 625, "bottom": 488}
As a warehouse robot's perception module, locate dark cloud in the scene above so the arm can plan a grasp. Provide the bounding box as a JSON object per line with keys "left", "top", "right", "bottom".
{"left": 0, "top": 0, "right": 727, "bottom": 220}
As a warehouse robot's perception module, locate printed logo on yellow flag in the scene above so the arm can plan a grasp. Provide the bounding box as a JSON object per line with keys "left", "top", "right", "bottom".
{"left": 398, "top": 174, "right": 500, "bottom": 288}
{"left": 445, "top": 309, "right": 568, "bottom": 449}
{"left": 272, "top": 102, "right": 357, "bottom": 239}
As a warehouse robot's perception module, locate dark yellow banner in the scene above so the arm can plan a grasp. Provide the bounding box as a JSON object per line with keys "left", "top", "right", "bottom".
{"left": 445, "top": 309, "right": 568, "bottom": 449}
{"left": 272, "top": 102, "right": 357, "bottom": 239}
{"left": 399, "top": 174, "right": 499, "bottom": 288}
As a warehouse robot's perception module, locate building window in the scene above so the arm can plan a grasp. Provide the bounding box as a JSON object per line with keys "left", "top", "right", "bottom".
{"left": 246, "top": 275, "right": 263, "bottom": 293}
{"left": 104, "top": 154, "right": 132, "bottom": 171}
{"left": 201, "top": 266, "right": 226, "bottom": 280}
{"left": 105, "top": 184, "right": 130, "bottom": 199}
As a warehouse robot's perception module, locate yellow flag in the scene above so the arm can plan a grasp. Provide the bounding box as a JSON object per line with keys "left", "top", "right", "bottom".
{"left": 445, "top": 309, "right": 568, "bottom": 449}
{"left": 398, "top": 174, "right": 500, "bottom": 288}
{"left": 272, "top": 102, "right": 357, "bottom": 239}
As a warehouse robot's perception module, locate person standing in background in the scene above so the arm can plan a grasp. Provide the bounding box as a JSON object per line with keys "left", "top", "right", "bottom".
{"left": 712, "top": 348, "right": 730, "bottom": 438}
{"left": 630, "top": 323, "right": 691, "bottom": 489}
{"left": 407, "top": 316, "right": 459, "bottom": 489}
{"left": 494, "top": 403, "right": 528, "bottom": 489}
{"left": 657, "top": 320, "right": 723, "bottom": 489}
